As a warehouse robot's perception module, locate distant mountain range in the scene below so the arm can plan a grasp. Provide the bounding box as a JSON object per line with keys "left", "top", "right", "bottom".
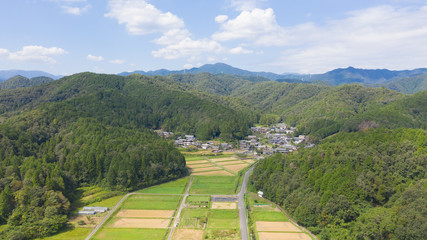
{"left": 2, "top": 63, "right": 427, "bottom": 93}
{"left": 119, "top": 63, "right": 427, "bottom": 87}
{"left": 0, "top": 70, "right": 61, "bottom": 81}
{"left": 119, "top": 63, "right": 285, "bottom": 80}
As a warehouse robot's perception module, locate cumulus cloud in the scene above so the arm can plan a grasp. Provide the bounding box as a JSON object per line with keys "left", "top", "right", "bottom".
{"left": 87, "top": 54, "right": 104, "bottom": 61}
{"left": 213, "top": 8, "right": 287, "bottom": 46}
{"left": 272, "top": 5, "right": 427, "bottom": 73}
{"left": 105, "top": 0, "right": 184, "bottom": 35}
{"left": 215, "top": 15, "right": 229, "bottom": 23}
{"left": 152, "top": 38, "right": 223, "bottom": 59}
{"left": 0, "top": 46, "right": 67, "bottom": 64}
{"left": 61, "top": 5, "right": 90, "bottom": 15}
{"left": 229, "top": 46, "right": 253, "bottom": 54}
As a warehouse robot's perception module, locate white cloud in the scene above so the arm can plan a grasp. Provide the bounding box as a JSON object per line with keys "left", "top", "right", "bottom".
{"left": 1, "top": 46, "right": 67, "bottom": 64}
{"left": 110, "top": 59, "right": 125, "bottom": 64}
{"left": 229, "top": 46, "right": 253, "bottom": 54}
{"left": 213, "top": 8, "right": 287, "bottom": 46}
{"left": 87, "top": 54, "right": 104, "bottom": 61}
{"left": 215, "top": 15, "right": 229, "bottom": 23}
{"left": 105, "top": 0, "right": 184, "bottom": 35}
{"left": 272, "top": 5, "right": 427, "bottom": 73}
{"left": 152, "top": 38, "right": 223, "bottom": 59}
{"left": 61, "top": 5, "right": 90, "bottom": 15}
{"left": 153, "top": 29, "right": 191, "bottom": 45}
{"left": 0, "top": 48, "right": 9, "bottom": 58}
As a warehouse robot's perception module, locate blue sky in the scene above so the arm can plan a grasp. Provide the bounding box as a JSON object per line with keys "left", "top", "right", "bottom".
{"left": 1, "top": 0, "right": 427, "bottom": 75}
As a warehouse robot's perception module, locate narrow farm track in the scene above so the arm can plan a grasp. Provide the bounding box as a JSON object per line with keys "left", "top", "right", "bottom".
{"left": 167, "top": 177, "right": 194, "bottom": 240}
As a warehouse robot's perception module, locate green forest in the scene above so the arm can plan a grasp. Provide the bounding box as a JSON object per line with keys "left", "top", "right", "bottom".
{"left": 250, "top": 128, "right": 426, "bottom": 239}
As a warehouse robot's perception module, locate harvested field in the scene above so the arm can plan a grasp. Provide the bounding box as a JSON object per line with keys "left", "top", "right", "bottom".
{"left": 211, "top": 202, "right": 236, "bottom": 209}
{"left": 187, "top": 163, "right": 214, "bottom": 168}
{"left": 172, "top": 229, "right": 204, "bottom": 240}
{"left": 208, "top": 157, "right": 238, "bottom": 162}
{"left": 256, "top": 221, "right": 301, "bottom": 232}
{"left": 243, "top": 160, "right": 255, "bottom": 164}
{"left": 115, "top": 210, "right": 174, "bottom": 218}
{"left": 186, "top": 160, "right": 210, "bottom": 164}
{"left": 258, "top": 232, "right": 311, "bottom": 240}
{"left": 192, "top": 166, "right": 222, "bottom": 172}
{"left": 192, "top": 170, "right": 234, "bottom": 176}
{"left": 223, "top": 164, "right": 248, "bottom": 173}
{"left": 216, "top": 160, "right": 245, "bottom": 165}
{"left": 111, "top": 218, "right": 170, "bottom": 228}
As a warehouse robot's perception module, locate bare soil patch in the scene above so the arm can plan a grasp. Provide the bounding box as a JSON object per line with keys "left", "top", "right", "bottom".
{"left": 172, "top": 229, "right": 204, "bottom": 240}
{"left": 115, "top": 210, "right": 174, "bottom": 218}
{"left": 192, "top": 170, "right": 234, "bottom": 176}
{"left": 244, "top": 160, "right": 255, "bottom": 164}
{"left": 223, "top": 164, "right": 248, "bottom": 173}
{"left": 258, "top": 232, "right": 311, "bottom": 240}
{"left": 209, "top": 157, "right": 238, "bottom": 162}
{"left": 216, "top": 160, "right": 245, "bottom": 166}
{"left": 211, "top": 202, "right": 236, "bottom": 209}
{"left": 111, "top": 218, "right": 170, "bottom": 228}
{"left": 256, "top": 221, "right": 301, "bottom": 232}
{"left": 192, "top": 166, "right": 222, "bottom": 172}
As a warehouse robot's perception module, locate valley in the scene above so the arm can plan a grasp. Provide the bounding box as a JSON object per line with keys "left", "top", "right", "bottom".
{"left": 0, "top": 71, "right": 425, "bottom": 240}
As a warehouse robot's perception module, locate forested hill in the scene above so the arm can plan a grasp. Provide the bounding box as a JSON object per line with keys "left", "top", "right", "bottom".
{"left": 0, "top": 72, "right": 255, "bottom": 239}
{"left": 250, "top": 128, "right": 427, "bottom": 239}
{"left": 0, "top": 75, "right": 54, "bottom": 89}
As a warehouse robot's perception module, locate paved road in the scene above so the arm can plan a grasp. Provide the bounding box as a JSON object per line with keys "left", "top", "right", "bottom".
{"left": 167, "top": 177, "right": 194, "bottom": 240}
{"left": 85, "top": 192, "right": 135, "bottom": 240}
{"left": 238, "top": 166, "right": 254, "bottom": 240}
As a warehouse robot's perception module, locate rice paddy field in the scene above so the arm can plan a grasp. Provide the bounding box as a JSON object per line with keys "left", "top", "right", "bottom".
{"left": 174, "top": 196, "right": 240, "bottom": 240}
{"left": 185, "top": 152, "right": 255, "bottom": 177}
{"left": 246, "top": 193, "right": 314, "bottom": 240}
{"left": 48, "top": 151, "right": 315, "bottom": 240}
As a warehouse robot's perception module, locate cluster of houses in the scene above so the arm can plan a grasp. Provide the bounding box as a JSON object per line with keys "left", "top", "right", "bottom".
{"left": 164, "top": 123, "right": 313, "bottom": 156}
{"left": 244, "top": 123, "right": 311, "bottom": 154}
{"left": 174, "top": 134, "right": 234, "bottom": 153}
{"left": 78, "top": 207, "right": 109, "bottom": 215}
{"left": 154, "top": 130, "right": 174, "bottom": 138}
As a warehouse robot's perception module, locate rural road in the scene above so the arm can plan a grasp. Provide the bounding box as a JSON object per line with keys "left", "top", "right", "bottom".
{"left": 238, "top": 166, "right": 254, "bottom": 240}
{"left": 85, "top": 192, "right": 135, "bottom": 240}
{"left": 167, "top": 176, "right": 194, "bottom": 240}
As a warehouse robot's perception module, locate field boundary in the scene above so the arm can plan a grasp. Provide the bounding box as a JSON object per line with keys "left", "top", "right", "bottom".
{"left": 203, "top": 157, "right": 236, "bottom": 175}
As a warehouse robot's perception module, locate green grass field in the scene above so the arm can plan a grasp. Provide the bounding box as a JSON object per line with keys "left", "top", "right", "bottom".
{"left": 94, "top": 228, "right": 166, "bottom": 240}
{"left": 252, "top": 211, "right": 289, "bottom": 221}
{"left": 137, "top": 177, "right": 189, "bottom": 194}
{"left": 189, "top": 176, "right": 238, "bottom": 195}
{"left": 186, "top": 195, "right": 210, "bottom": 203}
{"left": 122, "top": 195, "right": 181, "bottom": 210}
{"left": 38, "top": 227, "right": 91, "bottom": 240}
{"left": 207, "top": 218, "right": 238, "bottom": 229}
{"left": 179, "top": 208, "right": 208, "bottom": 229}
